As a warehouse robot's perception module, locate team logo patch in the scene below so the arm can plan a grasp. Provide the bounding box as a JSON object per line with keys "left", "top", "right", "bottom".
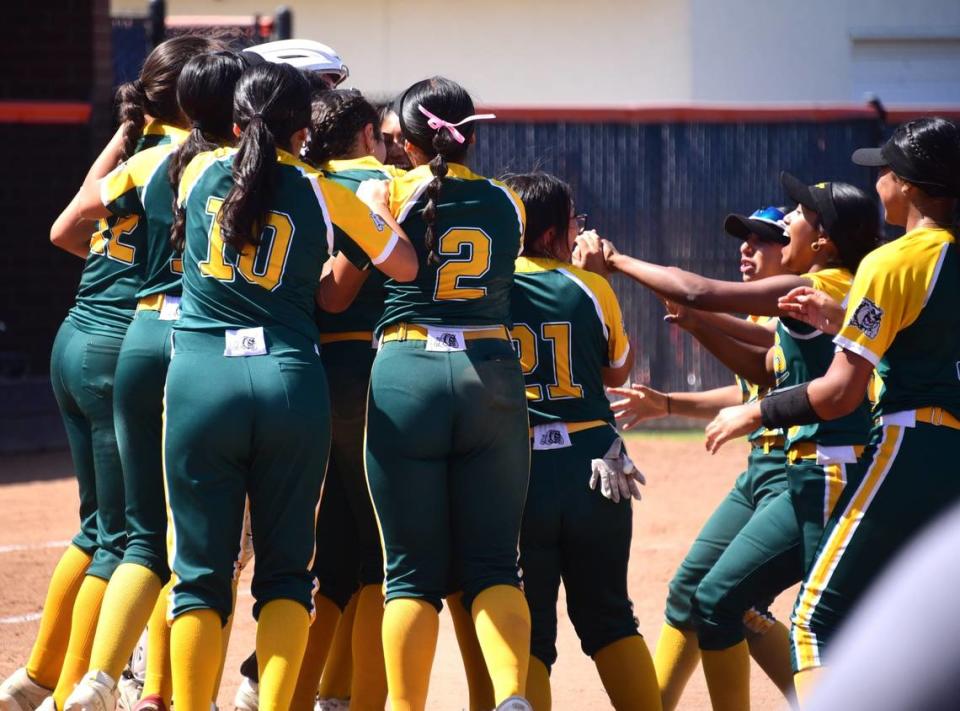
{"left": 370, "top": 211, "right": 386, "bottom": 231}
{"left": 850, "top": 297, "right": 883, "bottom": 340}
{"left": 540, "top": 429, "right": 565, "bottom": 447}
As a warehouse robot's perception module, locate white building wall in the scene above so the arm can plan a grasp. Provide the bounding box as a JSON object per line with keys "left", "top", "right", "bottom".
{"left": 690, "top": 0, "right": 960, "bottom": 104}
{"left": 111, "top": 0, "right": 693, "bottom": 104}
{"left": 111, "top": 0, "right": 960, "bottom": 105}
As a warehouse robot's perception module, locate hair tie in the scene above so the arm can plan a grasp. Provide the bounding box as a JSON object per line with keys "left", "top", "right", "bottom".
{"left": 417, "top": 105, "right": 496, "bottom": 144}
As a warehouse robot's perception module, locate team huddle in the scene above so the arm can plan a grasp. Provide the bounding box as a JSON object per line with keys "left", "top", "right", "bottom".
{"left": 1, "top": 31, "right": 959, "bottom": 711}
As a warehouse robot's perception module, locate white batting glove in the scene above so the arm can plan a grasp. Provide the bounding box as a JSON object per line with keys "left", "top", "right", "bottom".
{"left": 589, "top": 438, "right": 645, "bottom": 503}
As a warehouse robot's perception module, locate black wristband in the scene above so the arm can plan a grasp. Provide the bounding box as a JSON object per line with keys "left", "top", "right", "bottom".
{"left": 760, "top": 383, "right": 821, "bottom": 429}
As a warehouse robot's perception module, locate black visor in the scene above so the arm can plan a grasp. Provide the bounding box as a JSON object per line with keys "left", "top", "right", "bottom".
{"left": 853, "top": 138, "right": 958, "bottom": 198}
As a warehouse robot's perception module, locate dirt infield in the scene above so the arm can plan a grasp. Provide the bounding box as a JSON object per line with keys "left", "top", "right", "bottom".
{"left": 0, "top": 436, "right": 794, "bottom": 710}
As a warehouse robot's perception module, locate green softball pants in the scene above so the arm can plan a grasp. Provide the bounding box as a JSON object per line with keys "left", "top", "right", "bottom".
{"left": 113, "top": 309, "right": 174, "bottom": 582}
{"left": 163, "top": 329, "right": 330, "bottom": 623}
{"left": 364, "top": 337, "right": 530, "bottom": 611}
{"left": 520, "top": 425, "right": 640, "bottom": 671}
{"left": 312, "top": 340, "right": 380, "bottom": 609}
{"left": 50, "top": 319, "right": 126, "bottom": 580}
{"left": 791, "top": 419, "right": 960, "bottom": 671}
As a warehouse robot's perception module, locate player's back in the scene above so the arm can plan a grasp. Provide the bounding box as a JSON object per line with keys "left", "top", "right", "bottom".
{"left": 511, "top": 257, "right": 630, "bottom": 426}
{"left": 379, "top": 164, "right": 524, "bottom": 331}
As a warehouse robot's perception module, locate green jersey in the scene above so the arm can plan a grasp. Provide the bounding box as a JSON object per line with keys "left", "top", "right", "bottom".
{"left": 377, "top": 163, "right": 525, "bottom": 333}
{"left": 67, "top": 124, "right": 188, "bottom": 337}
{"left": 511, "top": 257, "right": 630, "bottom": 426}
{"left": 175, "top": 147, "right": 397, "bottom": 349}
{"left": 317, "top": 157, "right": 403, "bottom": 335}
{"left": 772, "top": 268, "right": 872, "bottom": 449}
{"left": 835, "top": 226, "right": 960, "bottom": 418}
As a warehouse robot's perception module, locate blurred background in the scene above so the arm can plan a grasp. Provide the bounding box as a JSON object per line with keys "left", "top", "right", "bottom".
{"left": 2, "top": 0, "right": 959, "bottom": 453}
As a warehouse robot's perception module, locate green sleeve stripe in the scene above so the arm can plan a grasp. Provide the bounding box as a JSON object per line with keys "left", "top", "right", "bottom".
{"left": 556, "top": 267, "right": 608, "bottom": 341}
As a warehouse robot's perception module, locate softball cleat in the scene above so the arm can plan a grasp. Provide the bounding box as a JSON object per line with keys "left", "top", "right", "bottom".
{"left": 494, "top": 696, "right": 533, "bottom": 711}
{"left": 232, "top": 678, "right": 258, "bottom": 711}
{"left": 0, "top": 670, "right": 53, "bottom": 711}
{"left": 63, "top": 671, "right": 117, "bottom": 711}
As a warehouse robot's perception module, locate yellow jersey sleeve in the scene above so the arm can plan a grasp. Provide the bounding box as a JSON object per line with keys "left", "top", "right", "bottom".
{"left": 835, "top": 236, "right": 949, "bottom": 366}
{"left": 803, "top": 267, "right": 853, "bottom": 303}
{"left": 319, "top": 177, "right": 398, "bottom": 266}
{"left": 388, "top": 167, "right": 433, "bottom": 219}
{"left": 100, "top": 145, "right": 168, "bottom": 216}
{"left": 570, "top": 267, "right": 630, "bottom": 368}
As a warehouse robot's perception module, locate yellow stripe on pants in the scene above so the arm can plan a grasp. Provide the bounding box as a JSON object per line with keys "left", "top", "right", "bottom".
{"left": 822, "top": 462, "right": 847, "bottom": 526}
{"left": 791, "top": 425, "right": 903, "bottom": 671}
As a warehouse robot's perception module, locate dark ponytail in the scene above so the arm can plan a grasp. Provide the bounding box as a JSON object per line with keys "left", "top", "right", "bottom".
{"left": 398, "top": 77, "right": 476, "bottom": 263}
{"left": 117, "top": 34, "right": 226, "bottom": 160}
{"left": 826, "top": 182, "right": 881, "bottom": 272}
{"left": 169, "top": 51, "right": 246, "bottom": 251}
{"left": 218, "top": 62, "right": 311, "bottom": 252}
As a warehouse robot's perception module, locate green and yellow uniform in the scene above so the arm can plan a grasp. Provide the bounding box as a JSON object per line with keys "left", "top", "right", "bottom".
{"left": 364, "top": 163, "right": 529, "bottom": 610}
{"left": 164, "top": 147, "right": 397, "bottom": 622}
{"left": 50, "top": 122, "right": 188, "bottom": 582}
{"left": 509, "top": 256, "right": 636, "bottom": 671}
{"left": 771, "top": 268, "right": 872, "bottom": 571}
{"left": 101, "top": 138, "right": 190, "bottom": 583}
{"left": 663, "top": 316, "right": 799, "bottom": 653}
{"left": 311, "top": 156, "right": 401, "bottom": 609}
{"left": 791, "top": 227, "right": 960, "bottom": 671}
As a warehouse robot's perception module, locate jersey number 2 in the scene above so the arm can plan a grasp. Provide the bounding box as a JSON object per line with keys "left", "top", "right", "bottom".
{"left": 200, "top": 197, "right": 294, "bottom": 292}
{"left": 90, "top": 214, "right": 139, "bottom": 264}
{"left": 510, "top": 321, "right": 584, "bottom": 401}
{"left": 433, "top": 227, "right": 492, "bottom": 301}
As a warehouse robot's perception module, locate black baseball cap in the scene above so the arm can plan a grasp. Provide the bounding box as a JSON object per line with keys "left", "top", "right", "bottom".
{"left": 780, "top": 172, "right": 841, "bottom": 235}
{"left": 852, "top": 128, "right": 959, "bottom": 198}
{"left": 724, "top": 206, "right": 790, "bottom": 245}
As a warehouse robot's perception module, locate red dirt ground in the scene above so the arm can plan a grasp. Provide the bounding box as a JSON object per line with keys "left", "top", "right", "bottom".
{"left": 0, "top": 437, "right": 795, "bottom": 710}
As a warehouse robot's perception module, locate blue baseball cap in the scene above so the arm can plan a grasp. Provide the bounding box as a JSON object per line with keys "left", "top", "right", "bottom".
{"left": 724, "top": 206, "right": 790, "bottom": 245}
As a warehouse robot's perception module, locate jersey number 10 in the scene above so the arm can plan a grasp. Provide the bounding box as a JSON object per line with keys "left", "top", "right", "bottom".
{"left": 200, "top": 197, "right": 294, "bottom": 292}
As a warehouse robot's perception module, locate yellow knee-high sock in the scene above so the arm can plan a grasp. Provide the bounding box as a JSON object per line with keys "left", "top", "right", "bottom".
{"left": 747, "top": 621, "right": 796, "bottom": 704}
{"left": 289, "top": 594, "right": 341, "bottom": 711}
{"left": 447, "top": 592, "right": 495, "bottom": 711}
{"left": 26, "top": 545, "right": 92, "bottom": 689}
{"left": 318, "top": 591, "right": 358, "bottom": 699}
{"left": 594, "top": 636, "right": 662, "bottom": 711}
{"left": 701, "top": 641, "right": 750, "bottom": 711}
{"left": 350, "top": 585, "right": 388, "bottom": 711}
{"left": 142, "top": 581, "right": 173, "bottom": 706}
{"left": 211, "top": 577, "right": 240, "bottom": 702}
{"left": 653, "top": 623, "right": 700, "bottom": 711}
{"left": 170, "top": 609, "right": 222, "bottom": 711}
{"left": 257, "top": 599, "right": 311, "bottom": 711}
{"left": 793, "top": 667, "right": 823, "bottom": 709}
{"left": 525, "top": 656, "right": 551, "bottom": 711}
{"left": 52, "top": 575, "right": 108, "bottom": 709}
{"left": 471, "top": 585, "right": 531, "bottom": 704}
{"left": 88, "top": 564, "right": 162, "bottom": 681}
{"left": 382, "top": 598, "right": 438, "bottom": 711}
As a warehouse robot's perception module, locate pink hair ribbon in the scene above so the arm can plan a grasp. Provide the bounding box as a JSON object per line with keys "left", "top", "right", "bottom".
{"left": 417, "top": 105, "right": 496, "bottom": 144}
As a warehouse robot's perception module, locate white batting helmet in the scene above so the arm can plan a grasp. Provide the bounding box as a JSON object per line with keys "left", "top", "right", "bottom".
{"left": 243, "top": 39, "right": 349, "bottom": 85}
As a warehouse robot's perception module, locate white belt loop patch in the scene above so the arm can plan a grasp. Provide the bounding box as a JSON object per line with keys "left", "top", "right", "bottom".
{"left": 425, "top": 327, "right": 466, "bottom": 352}
{"left": 158, "top": 295, "right": 182, "bottom": 321}
{"left": 815, "top": 445, "right": 861, "bottom": 465}
{"left": 532, "top": 423, "right": 572, "bottom": 450}
{"left": 878, "top": 410, "right": 917, "bottom": 428}
{"left": 372, "top": 332, "right": 380, "bottom": 350}
{"left": 224, "top": 327, "right": 268, "bottom": 357}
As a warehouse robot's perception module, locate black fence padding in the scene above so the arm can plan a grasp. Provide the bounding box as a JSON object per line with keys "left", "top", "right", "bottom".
{"left": 111, "top": 16, "right": 149, "bottom": 88}
{"left": 471, "top": 120, "right": 880, "bottom": 393}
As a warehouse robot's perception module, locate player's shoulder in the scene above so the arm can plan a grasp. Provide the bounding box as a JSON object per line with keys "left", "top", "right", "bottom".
{"left": 179, "top": 147, "right": 234, "bottom": 203}
{"left": 557, "top": 263, "right": 619, "bottom": 304}
{"left": 804, "top": 267, "right": 853, "bottom": 301}
{"left": 863, "top": 227, "right": 954, "bottom": 275}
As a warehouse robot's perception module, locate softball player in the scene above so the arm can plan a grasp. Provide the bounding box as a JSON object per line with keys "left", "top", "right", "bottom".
{"left": 362, "top": 76, "right": 532, "bottom": 711}
{"left": 0, "top": 37, "right": 216, "bottom": 711}
{"left": 499, "top": 172, "right": 656, "bottom": 711}
{"left": 163, "top": 62, "right": 416, "bottom": 711}
{"left": 608, "top": 206, "right": 798, "bottom": 710}
{"left": 603, "top": 174, "right": 879, "bottom": 711}
{"left": 297, "top": 89, "right": 398, "bottom": 711}
{"left": 706, "top": 116, "right": 960, "bottom": 703}
{"left": 54, "top": 51, "right": 248, "bottom": 711}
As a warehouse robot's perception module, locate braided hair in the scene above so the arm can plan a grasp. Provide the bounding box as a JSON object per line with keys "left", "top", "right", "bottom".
{"left": 398, "top": 77, "right": 475, "bottom": 263}
{"left": 302, "top": 89, "right": 381, "bottom": 166}
{"left": 218, "top": 63, "right": 311, "bottom": 252}
{"left": 115, "top": 35, "right": 223, "bottom": 160}
{"left": 168, "top": 51, "right": 246, "bottom": 252}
